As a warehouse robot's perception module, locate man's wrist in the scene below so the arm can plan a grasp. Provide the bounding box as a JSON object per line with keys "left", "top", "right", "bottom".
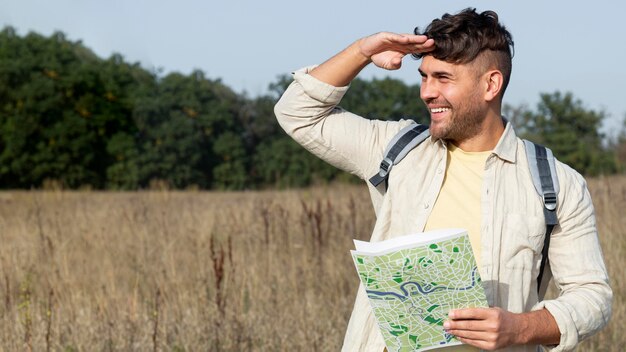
{"left": 309, "top": 39, "right": 371, "bottom": 87}
{"left": 350, "top": 39, "right": 372, "bottom": 66}
{"left": 517, "top": 309, "right": 560, "bottom": 346}
{"left": 515, "top": 312, "right": 531, "bottom": 345}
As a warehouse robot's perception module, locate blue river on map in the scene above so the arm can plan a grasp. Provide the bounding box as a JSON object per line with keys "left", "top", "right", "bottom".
{"left": 366, "top": 266, "right": 480, "bottom": 301}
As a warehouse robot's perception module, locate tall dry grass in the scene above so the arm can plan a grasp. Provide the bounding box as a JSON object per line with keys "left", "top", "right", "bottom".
{"left": 0, "top": 176, "right": 623, "bottom": 351}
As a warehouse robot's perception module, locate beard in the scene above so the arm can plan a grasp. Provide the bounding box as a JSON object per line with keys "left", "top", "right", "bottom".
{"left": 427, "top": 92, "right": 486, "bottom": 143}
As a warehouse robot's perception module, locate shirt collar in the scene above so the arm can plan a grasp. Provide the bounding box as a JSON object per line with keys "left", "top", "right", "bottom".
{"left": 491, "top": 118, "right": 517, "bottom": 163}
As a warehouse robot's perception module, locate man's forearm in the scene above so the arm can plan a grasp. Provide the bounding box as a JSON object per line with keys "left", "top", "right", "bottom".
{"left": 309, "top": 40, "right": 370, "bottom": 87}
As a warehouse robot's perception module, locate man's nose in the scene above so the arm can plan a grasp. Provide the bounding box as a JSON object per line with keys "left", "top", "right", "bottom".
{"left": 420, "top": 80, "right": 438, "bottom": 102}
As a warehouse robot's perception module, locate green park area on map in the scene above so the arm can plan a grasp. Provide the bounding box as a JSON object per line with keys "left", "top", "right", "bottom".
{"left": 351, "top": 229, "right": 488, "bottom": 352}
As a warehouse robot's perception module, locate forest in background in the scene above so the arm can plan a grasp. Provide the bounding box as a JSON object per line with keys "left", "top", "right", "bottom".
{"left": 1, "top": 27, "right": 625, "bottom": 190}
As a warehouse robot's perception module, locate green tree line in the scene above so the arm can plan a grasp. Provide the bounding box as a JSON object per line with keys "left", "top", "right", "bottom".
{"left": 0, "top": 27, "right": 623, "bottom": 190}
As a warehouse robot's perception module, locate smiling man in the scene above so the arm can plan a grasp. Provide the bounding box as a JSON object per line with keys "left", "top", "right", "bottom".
{"left": 274, "top": 8, "right": 611, "bottom": 352}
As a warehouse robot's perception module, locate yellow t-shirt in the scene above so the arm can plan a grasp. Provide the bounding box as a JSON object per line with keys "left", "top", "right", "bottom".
{"left": 424, "top": 143, "right": 490, "bottom": 268}
{"left": 422, "top": 143, "right": 490, "bottom": 352}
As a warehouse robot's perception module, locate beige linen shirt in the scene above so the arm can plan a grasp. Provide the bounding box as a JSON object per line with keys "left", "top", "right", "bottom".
{"left": 274, "top": 67, "right": 612, "bottom": 352}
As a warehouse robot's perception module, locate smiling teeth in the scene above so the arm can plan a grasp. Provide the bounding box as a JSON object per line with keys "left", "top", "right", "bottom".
{"left": 431, "top": 108, "right": 450, "bottom": 113}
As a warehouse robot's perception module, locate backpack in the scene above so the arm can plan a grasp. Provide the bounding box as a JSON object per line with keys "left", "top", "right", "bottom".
{"left": 368, "top": 122, "right": 559, "bottom": 294}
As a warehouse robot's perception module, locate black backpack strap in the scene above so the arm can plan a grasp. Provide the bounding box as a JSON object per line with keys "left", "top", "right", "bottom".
{"left": 524, "top": 140, "right": 559, "bottom": 294}
{"left": 369, "top": 123, "right": 430, "bottom": 188}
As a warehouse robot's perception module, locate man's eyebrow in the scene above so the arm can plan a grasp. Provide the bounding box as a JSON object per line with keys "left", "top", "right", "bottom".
{"left": 418, "top": 69, "right": 454, "bottom": 78}
{"left": 432, "top": 71, "right": 453, "bottom": 78}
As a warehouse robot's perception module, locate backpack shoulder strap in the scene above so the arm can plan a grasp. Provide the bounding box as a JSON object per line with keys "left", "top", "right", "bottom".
{"left": 523, "top": 140, "right": 560, "bottom": 294}
{"left": 369, "top": 123, "right": 430, "bottom": 188}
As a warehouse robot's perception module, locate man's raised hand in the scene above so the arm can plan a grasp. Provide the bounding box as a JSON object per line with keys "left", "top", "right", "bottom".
{"left": 358, "top": 32, "right": 435, "bottom": 70}
{"left": 309, "top": 32, "right": 434, "bottom": 87}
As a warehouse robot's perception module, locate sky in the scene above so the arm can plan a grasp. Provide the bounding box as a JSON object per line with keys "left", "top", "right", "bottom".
{"left": 1, "top": 0, "right": 625, "bottom": 135}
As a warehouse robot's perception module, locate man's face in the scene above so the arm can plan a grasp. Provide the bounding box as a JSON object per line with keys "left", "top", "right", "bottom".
{"left": 419, "top": 56, "right": 488, "bottom": 142}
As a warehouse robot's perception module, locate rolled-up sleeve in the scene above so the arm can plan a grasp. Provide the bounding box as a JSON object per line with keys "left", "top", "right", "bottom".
{"left": 274, "top": 66, "right": 413, "bottom": 180}
{"left": 532, "top": 163, "right": 612, "bottom": 352}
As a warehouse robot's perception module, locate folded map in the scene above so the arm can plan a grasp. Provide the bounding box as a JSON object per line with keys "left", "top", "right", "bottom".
{"left": 351, "top": 228, "right": 488, "bottom": 352}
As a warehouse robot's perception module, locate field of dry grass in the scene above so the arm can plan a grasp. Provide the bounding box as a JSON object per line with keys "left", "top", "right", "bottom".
{"left": 0, "top": 176, "right": 623, "bottom": 351}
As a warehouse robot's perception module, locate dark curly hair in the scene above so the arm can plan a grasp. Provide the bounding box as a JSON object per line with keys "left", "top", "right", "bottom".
{"left": 413, "top": 8, "right": 514, "bottom": 95}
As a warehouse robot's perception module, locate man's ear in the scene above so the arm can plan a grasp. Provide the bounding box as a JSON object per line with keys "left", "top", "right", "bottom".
{"left": 483, "top": 70, "right": 504, "bottom": 102}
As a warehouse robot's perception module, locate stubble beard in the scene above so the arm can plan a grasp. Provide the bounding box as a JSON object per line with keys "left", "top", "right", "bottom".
{"left": 428, "top": 93, "right": 486, "bottom": 143}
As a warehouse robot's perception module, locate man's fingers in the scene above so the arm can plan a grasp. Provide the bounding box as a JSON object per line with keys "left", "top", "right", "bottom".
{"left": 388, "top": 39, "right": 435, "bottom": 55}
{"left": 446, "top": 321, "right": 501, "bottom": 350}
{"left": 447, "top": 328, "right": 496, "bottom": 341}
{"left": 444, "top": 308, "right": 499, "bottom": 332}
{"left": 444, "top": 318, "right": 492, "bottom": 332}
{"left": 379, "top": 32, "right": 432, "bottom": 47}
{"left": 391, "top": 37, "right": 435, "bottom": 53}
{"left": 449, "top": 307, "right": 494, "bottom": 320}
{"left": 419, "top": 38, "right": 436, "bottom": 50}
{"left": 402, "top": 34, "right": 431, "bottom": 44}
{"left": 382, "top": 32, "right": 429, "bottom": 43}
{"left": 454, "top": 336, "right": 497, "bottom": 351}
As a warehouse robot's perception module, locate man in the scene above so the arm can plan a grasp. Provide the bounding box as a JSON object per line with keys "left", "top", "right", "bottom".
{"left": 274, "top": 8, "right": 612, "bottom": 352}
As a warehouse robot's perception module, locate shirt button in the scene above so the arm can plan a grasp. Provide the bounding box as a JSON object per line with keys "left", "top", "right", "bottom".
{"left": 437, "top": 168, "right": 443, "bottom": 174}
{"left": 424, "top": 203, "right": 430, "bottom": 209}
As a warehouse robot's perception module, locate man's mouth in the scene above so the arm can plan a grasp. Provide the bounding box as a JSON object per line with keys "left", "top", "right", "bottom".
{"left": 430, "top": 107, "right": 451, "bottom": 113}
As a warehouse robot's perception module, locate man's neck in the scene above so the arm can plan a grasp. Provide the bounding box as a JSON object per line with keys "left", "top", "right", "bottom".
{"left": 452, "top": 111, "right": 506, "bottom": 152}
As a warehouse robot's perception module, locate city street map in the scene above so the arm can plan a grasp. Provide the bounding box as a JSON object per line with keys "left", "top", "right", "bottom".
{"left": 351, "top": 229, "right": 488, "bottom": 352}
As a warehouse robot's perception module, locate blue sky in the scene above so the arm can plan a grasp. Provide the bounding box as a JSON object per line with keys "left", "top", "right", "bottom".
{"left": 1, "top": 0, "right": 625, "bottom": 134}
